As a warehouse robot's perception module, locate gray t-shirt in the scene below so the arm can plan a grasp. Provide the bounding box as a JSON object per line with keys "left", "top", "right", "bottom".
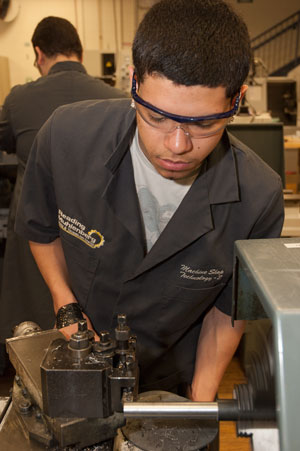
{"left": 130, "top": 130, "right": 196, "bottom": 251}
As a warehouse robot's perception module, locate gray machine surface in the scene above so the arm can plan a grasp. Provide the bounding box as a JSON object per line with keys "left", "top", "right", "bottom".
{"left": 233, "top": 237, "right": 300, "bottom": 451}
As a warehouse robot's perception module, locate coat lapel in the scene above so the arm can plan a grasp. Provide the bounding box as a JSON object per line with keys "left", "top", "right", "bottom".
{"left": 103, "top": 118, "right": 146, "bottom": 253}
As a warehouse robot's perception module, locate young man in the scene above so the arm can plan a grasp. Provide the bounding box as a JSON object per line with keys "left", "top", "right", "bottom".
{"left": 15, "top": 0, "right": 284, "bottom": 401}
{"left": 0, "top": 17, "right": 126, "bottom": 354}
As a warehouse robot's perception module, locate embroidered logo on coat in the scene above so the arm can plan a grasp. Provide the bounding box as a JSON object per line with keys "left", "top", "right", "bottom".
{"left": 180, "top": 264, "right": 224, "bottom": 282}
{"left": 58, "top": 209, "right": 105, "bottom": 249}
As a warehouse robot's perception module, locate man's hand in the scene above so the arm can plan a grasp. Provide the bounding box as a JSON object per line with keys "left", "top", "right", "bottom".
{"left": 190, "top": 307, "right": 246, "bottom": 401}
{"left": 29, "top": 239, "right": 100, "bottom": 342}
{"left": 58, "top": 312, "right": 100, "bottom": 341}
{"left": 186, "top": 385, "right": 193, "bottom": 401}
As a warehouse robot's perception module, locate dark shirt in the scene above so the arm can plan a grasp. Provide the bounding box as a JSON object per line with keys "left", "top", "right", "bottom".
{"left": 0, "top": 61, "right": 126, "bottom": 166}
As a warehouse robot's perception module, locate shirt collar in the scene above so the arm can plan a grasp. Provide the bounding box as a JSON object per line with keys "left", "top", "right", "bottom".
{"left": 48, "top": 61, "right": 87, "bottom": 75}
{"left": 204, "top": 130, "right": 240, "bottom": 204}
{"left": 105, "top": 104, "right": 136, "bottom": 173}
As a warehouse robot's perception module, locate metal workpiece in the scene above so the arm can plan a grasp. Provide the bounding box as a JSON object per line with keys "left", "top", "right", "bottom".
{"left": 233, "top": 238, "right": 300, "bottom": 451}
{"left": 123, "top": 400, "right": 219, "bottom": 419}
{"left": 121, "top": 391, "right": 219, "bottom": 451}
{"left": 123, "top": 397, "right": 275, "bottom": 422}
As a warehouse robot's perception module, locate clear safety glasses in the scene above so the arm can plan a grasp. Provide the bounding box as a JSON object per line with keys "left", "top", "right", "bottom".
{"left": 131, "top": 72, "right": 240, "bottom": 138}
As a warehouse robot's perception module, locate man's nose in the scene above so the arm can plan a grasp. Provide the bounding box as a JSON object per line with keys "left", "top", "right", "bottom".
{"left": 164, "top": 126, "right": 193, "bottom": 154}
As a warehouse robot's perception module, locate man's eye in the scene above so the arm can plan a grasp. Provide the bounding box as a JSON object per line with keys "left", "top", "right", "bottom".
{"left": 149, "top": 114, "right": 166, "bottom": 123}
{"left": 193, "top": 120, "right": 216, "bottom": 129}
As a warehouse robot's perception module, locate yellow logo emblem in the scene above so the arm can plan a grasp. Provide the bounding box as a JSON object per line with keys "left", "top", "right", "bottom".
{"left": 58, "top": 210, "right": 105, "bottom": 249}
{"left": 88, "top": 230, "right": 105, "bottom": 248}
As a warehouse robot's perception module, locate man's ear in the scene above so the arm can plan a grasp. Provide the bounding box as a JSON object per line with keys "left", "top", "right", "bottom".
{"left": 129, "top": 66, "right": 138, "bottom": 89}
{"left": 231, "top": 84, "right": 248, "bottom": 107}
{"left": 34, "top": 46, "right": 44, "bottom": 65}
{"left": 240, "top": 84, "right": 248, "bottom": 100}
{"left": 129, "top": 66, "right": 134, "bottom": 81}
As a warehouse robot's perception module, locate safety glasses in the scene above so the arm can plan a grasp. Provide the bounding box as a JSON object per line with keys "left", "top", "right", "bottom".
{"left": 131, "top": 72, "right": 240, "bottom": 138}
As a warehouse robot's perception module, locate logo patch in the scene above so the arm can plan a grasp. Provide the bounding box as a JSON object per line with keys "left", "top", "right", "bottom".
{"left": 58, "top": 209, "right": 105, "bottom": 249}
{"left": 180, "top": 264, "right": 224, "bottom": 282}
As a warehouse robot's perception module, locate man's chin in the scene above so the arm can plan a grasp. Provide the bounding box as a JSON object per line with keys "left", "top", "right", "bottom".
{"left": 156, "top": 166, "right": 199, "bottom": 181}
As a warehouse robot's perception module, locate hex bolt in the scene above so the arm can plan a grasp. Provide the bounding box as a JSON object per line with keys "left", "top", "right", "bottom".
{"left": 99, "top": 331, "right": 111, "bottom": 346}
{"left": 69, "top": 334, "right": 90, "bottom": 350}
{"left": 117, "top": 314, "right": 127, "bottom": 330}
{"left": 69, "top": 319, "right": 90, "bottom": 350}
{"left": 78, "top": 319, "right": 87, "bottom": 332}
{"left": 115, "top": 314, "right": 130, "bottom": 344}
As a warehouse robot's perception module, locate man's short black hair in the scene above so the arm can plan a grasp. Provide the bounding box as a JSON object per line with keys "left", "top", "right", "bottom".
{"left": 31, "top": 16, "right": 83, "bottom": 60}
{"left": 132, "top": 0, "right": 251, "bottom": 97}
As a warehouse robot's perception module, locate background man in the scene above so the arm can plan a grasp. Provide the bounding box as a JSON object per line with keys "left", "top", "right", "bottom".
{"left": 16, "top": 0, "right": 284, "bottom": 401}
{"left": 0, "top": 16, "right": 126, "bottom": 370}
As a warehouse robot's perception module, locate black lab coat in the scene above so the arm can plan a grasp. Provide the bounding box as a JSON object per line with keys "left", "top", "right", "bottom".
{"left": 16, "top": 99, "right": 284, "bottom": 390}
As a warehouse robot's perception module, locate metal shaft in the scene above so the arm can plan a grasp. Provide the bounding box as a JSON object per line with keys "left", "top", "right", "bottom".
{"left": 123, "top": 401, "right": 219, "bottom": 420}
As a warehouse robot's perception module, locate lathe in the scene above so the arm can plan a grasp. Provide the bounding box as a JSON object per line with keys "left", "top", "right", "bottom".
{"left": 1, "top": 237, "right": 299, "bottom": 450}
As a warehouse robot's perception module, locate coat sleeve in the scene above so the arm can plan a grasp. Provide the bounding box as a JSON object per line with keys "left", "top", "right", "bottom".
{"left": 15, "top": 113, "right": 60, "bottom": 243}
{"left": 248, "top": 175, "right": 284, "bottom": 239}
{"left": 214, "top": 175, "right": 284, "bottom": 316}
